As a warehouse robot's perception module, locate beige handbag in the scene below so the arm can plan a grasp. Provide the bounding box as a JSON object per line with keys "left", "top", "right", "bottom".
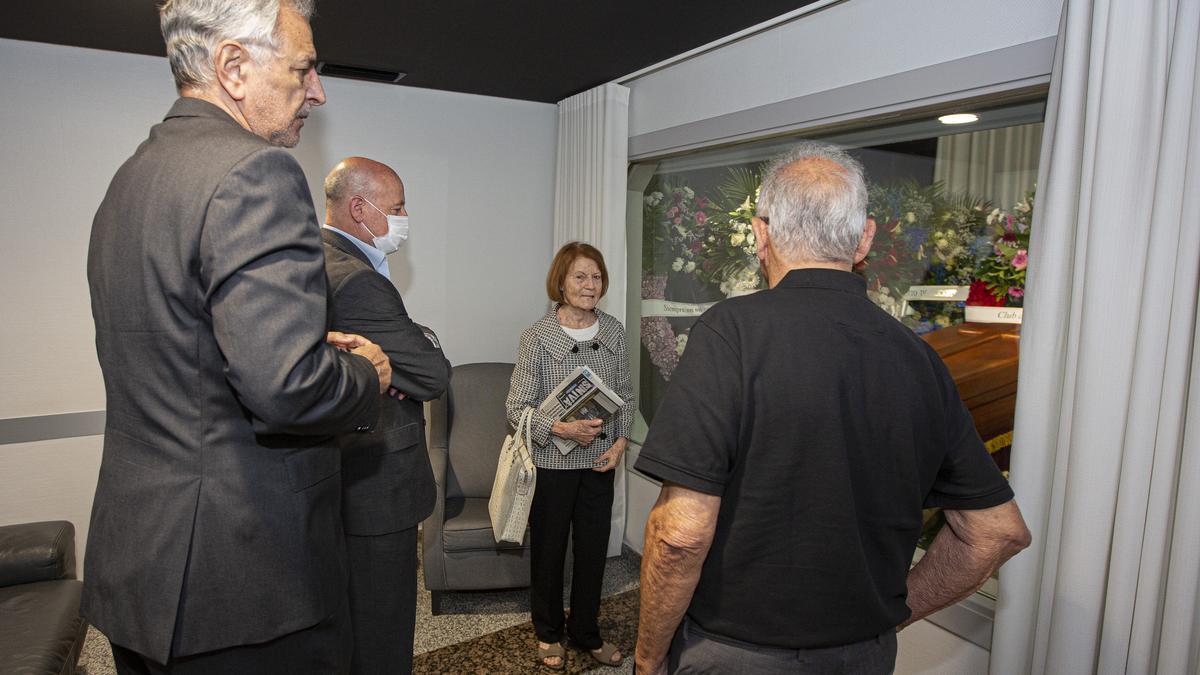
{"left": 489, "top": 407, "right": 537, "bottom": 543}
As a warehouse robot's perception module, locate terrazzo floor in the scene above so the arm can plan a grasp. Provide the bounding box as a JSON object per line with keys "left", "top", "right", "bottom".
{"left": 76, "top": 543, "right": 642, "bottom": 674}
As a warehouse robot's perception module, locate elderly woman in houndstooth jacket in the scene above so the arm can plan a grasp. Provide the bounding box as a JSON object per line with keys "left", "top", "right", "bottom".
{"left": 505, "top": 241, "right": 636, "bottom": 670}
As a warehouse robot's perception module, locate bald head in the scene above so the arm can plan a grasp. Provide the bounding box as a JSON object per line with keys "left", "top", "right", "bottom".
{"left": 324, "top": 157, "right": 407, "bottom": 247}
{"left": 755, "top": 141, "right": 868, "bottom": 265}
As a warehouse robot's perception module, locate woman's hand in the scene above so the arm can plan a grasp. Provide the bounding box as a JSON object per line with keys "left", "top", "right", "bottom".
{"left": 552, "top": 418, "right": 604, "bottom": 446}
{"left": 592, "top": 436, "right": 627, "bottom": 473}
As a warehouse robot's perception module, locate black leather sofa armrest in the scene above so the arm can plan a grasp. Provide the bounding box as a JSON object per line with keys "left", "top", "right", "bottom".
{"left": 0, "top": 521, "right": 76, "bottom": 587}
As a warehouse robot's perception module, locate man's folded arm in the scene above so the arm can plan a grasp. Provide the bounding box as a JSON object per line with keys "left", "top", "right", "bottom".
{"left": 202, "top": 148, "right": 380, "bottom": 434}
{"left": 901, "top": 499, "right": 1031, "bottom": 629}
{"left": 331, "top": 269, "right": 451, "bottom": 401}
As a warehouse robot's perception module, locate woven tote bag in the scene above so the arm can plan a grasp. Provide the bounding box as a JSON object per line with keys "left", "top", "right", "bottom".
{"left": 488, "top": 407, "right": 537, "bottom": 543}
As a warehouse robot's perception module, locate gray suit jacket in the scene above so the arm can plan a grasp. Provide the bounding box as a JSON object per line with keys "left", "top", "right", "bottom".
{"left": 321, "top": 229, "right": 449, "bottom": 534}
{"left": 84, "top": 97, "right": 381, "bottom": 663}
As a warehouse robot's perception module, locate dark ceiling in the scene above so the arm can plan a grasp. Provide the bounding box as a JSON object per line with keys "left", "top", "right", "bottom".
{"left": 0, "top": 1, "right": 821, "bottom": 103}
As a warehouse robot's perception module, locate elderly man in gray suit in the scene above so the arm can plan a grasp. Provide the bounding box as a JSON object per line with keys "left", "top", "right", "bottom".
{"left": 84, "top": 1, "right": 391, "bottom": 672}
{"left": 321, "top": 157, "right": 451, "bottom": 674}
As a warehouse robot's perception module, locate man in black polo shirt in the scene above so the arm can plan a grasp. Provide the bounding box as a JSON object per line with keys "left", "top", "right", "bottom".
{"left": 633, "top": 142, "right": 1031, "bottom": 674}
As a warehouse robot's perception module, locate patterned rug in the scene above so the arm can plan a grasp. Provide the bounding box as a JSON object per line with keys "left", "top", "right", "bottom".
{"left": 413, "top": 588, "right": 639, "bottom": 674}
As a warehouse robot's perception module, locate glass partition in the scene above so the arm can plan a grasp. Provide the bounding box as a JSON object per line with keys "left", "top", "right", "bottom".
{"left": 627, "top": 99, "right": 1045, "bottom": 600}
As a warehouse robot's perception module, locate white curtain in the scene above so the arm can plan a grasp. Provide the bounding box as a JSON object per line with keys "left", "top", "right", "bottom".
{"left": 991, "top": 1, "right": 1200, "bottom": 673}
{"left": 933, "top": 123, "right": 1043, "bottom": 209}
{"left": 553, "top": 82, "right": 631, "bottom": 556}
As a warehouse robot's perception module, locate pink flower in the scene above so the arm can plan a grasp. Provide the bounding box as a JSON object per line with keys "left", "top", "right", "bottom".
{"left": 1012, "top": 250, "right": 1028, "bottom": 270}
{"left": 666, "top": 206, "right": 679, "bottom": 218}
{"left": 1008, "top": 287, "right": 1024, "bottom": 299}
{"left": 674, "top": 217, "right": 682, "bottom": 225}
{"left": 1005, "top": 214, "right": 1015, "bottom": 232}
{"left": 695, "top": 211, "right": 707, "bottom": 224}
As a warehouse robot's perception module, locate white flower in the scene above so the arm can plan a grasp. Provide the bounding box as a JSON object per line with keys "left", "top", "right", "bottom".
{"left": 730, "top": 233, "right": 746, "bottom": 246}
{"left": 867, "top": 288, "right": 905, "bottom": 320}
{"left": 675, "top": 333, "right": 689, "bottom": 356}
{"left": 644, "top": 191, "right": 663, "bottom": 206}
{"left": 719, "top": 266, "right": 761, "bottom": 295}
{"left": 708, "top": 235, "right": 715, "bottom": 242}
{"left": 671, "top": 258, "right": 684, "bottom": 272}
{"left": 905, "top": 212, "right": 916, "bottom": 224}
{"left": 683, "top": 187, "right": 695, "bottom": 199}
{"left": 936, "top": 238, "right": 949, "bottom": 249}
{"left": 684, "top": 261, "right": 696, "bottom": 273}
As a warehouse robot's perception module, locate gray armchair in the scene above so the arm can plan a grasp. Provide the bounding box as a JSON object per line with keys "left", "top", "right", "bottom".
{"left": 422, "top": 362, "right": 531, "bottom": 614}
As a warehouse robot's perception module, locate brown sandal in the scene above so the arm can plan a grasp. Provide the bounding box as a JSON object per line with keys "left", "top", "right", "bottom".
{"left": 538, "top": 641, "right": 566, "bottom": 670}
{"left": 586, "top": 641, "right": 622, "bottom": 667}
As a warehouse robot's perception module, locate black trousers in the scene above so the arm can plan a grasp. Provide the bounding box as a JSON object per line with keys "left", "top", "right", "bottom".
{"left": 668, "top": 615, "right": 897, "bottom": 674}
{"left": 528, "top": 467, "right": 614, "bottom": 650}
{"left": 345, "top": 526, "right": 419, "bottom": 675}
{"left": 110, "top": 593, "right": 352, "bottom": 674}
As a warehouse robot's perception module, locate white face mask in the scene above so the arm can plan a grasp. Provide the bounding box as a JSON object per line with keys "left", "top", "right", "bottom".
{"left": 361, "top": 197, "right": 409, "bottom": 254}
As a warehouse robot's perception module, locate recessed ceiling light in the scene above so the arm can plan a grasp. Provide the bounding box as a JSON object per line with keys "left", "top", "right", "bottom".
{"left": 939, "top": 113, "right": 979, "bottom": 125}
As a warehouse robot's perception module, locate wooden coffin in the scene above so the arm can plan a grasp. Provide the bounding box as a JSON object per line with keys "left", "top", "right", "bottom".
{"left": 921, "top": 323, "right": 1020, "bottom": 470}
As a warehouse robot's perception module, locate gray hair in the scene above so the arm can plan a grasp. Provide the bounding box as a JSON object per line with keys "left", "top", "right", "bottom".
{"left": 159, "top": 0, "right": 315, "bottom": 91}
{"left": 755, "top": 141, "right": 868, "bottom": 264}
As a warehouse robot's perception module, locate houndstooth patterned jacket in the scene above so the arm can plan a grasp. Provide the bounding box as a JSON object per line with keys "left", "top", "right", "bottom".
{"left": 505, "top": 305, "right": 636, "bottom": 470}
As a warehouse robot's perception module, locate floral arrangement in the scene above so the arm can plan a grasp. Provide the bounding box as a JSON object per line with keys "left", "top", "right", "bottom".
{"left": 971, "top": 189, "right": 1034, "bottom": 307}
{"left": 640, "top": 171, "right": 1036, "bottom": 381}
{"left": 693, "top": 168, "right": 763, "bottom": 294}
{"left": 643, "top": 185, "right": 711, "bottom": 280}
{"left": 640, "top": 185, "right": 717, "bottom": 383}
{"left": 639, "top": 273, "right": 684, "bottom": 381}
{"left": 929, "top": 199, "right": 991, "bottom": 284}
{"left": 644, "top": 170, "right": 766, "bottom": 296}
{"left": 855, "top": 182, "right": 942, "bottom": 321}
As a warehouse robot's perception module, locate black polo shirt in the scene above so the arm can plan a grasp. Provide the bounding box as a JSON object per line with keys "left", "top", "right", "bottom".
{"left": 635, "top": 268, "right": 1013, "bottom": 649}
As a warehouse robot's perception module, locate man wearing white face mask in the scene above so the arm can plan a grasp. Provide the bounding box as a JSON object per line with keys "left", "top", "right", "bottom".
{"left": 321, "top": 156, "right": 451, "bottom": 674}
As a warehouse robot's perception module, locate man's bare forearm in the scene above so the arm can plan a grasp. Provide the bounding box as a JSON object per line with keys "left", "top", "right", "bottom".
{"left": 902, "top": 523, "right": 995, "bottom": 628}
{"left": 635, "top": 485, "right": 720, "bottom": 674}
{"left": 901, "top": 500, "right": 1031, "bottom": 629}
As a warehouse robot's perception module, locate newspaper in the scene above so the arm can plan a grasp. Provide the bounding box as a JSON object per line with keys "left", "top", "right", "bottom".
{"left": 538, "top": 366, "right": 624, "bottom": 455}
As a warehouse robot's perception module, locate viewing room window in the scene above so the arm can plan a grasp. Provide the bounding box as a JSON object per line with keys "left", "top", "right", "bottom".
{"left": 625, "top": 97, "right": 1045, "bottom": 635}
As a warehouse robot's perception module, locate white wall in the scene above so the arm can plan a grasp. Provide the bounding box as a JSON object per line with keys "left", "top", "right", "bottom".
{"left": 0, "top": 37, "right": 557, "bottom": 564}
{"left": 625, "top": 0, "right": 1062, "bottom": 137}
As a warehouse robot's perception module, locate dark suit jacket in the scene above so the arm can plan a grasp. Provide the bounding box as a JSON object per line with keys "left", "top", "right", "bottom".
{"left": 322, "top": 229, "right": 449, "bottom": 534}
{"left": 84, "top": 97, "right": 381, "bottom": 664}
